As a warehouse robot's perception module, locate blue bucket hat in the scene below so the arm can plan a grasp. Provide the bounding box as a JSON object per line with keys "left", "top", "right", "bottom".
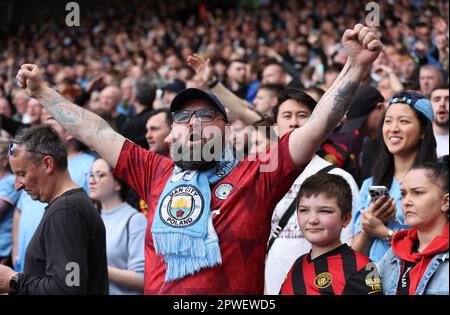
{"left": 388, "top": 91, "right": 434, "bottom": 123}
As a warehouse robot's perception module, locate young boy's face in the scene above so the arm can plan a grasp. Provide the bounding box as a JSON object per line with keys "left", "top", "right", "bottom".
{"left": 297, "top": 193, "right": 351, "bottom": 247}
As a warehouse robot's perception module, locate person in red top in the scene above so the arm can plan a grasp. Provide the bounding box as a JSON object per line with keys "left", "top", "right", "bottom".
{"left": 13, "top": 24, "right": 382, "bottom": 294}
{"left": 280, "top": 174, "right": 382, "bottom": 295}
{"left": 379, "top": 160, "right": 449, "bottom": 295}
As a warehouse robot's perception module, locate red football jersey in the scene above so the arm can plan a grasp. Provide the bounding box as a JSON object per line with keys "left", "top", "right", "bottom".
{"left": 280, "top": 244, "right": 382, "bottom": 295}
{"left": 114, "top": 132, "right": 303, "bottom": 294}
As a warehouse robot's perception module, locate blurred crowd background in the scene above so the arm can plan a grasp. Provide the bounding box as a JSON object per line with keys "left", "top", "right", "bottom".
{"left": 1, "top": 0, "right": 448, "bottom": 112}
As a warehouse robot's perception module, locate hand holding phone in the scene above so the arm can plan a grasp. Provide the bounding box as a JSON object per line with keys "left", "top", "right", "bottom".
{"left": 369, "top": 186, "right": 390, "bottom": 202}
{"left": 368, "top": 186, "right": 395, "bottom": 223}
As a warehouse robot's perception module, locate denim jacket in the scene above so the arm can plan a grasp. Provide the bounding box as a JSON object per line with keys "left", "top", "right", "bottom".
{"left": 378, "top": 248, "right": 449, "bottom": 295}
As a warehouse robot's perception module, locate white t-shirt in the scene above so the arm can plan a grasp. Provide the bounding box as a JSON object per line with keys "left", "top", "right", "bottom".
{"left": 435, "top": 133, "right": 449, "bottom": 158}
{"left": 264, "top": 154, "right": 360, "bottom": 295}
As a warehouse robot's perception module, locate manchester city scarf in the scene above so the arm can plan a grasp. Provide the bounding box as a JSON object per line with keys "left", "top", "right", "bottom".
{"left": 151, "top": 150, "right": 237, "bottom": 281}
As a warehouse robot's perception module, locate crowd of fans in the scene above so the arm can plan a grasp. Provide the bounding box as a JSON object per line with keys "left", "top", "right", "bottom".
{"left": 0, "top": 0, "right": 448, "bottom": 295}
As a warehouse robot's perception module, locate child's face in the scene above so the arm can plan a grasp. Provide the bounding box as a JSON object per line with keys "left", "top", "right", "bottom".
{"left": 297, "top": 194, "right": 351, "bottom": 247}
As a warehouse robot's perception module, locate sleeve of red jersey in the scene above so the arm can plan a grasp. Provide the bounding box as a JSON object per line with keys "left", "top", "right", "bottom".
{"left": 113, "top": 139, "right": 173, "bottom": 201}
{"left": 279, "top": 264, "right": 295, "bottom": 295}
{"left": 258, "top": 130, "right": 305, "bottom": 206}
{"left": 342, "top": 261, "right": 384, "bottom": 295}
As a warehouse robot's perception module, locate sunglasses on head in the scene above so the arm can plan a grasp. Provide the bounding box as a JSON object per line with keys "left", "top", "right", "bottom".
{"left": 7, "top": 143, "right": 17, "bottom": 157}
{"left": 7, "top": 143, "right": 54, "bottom": 158}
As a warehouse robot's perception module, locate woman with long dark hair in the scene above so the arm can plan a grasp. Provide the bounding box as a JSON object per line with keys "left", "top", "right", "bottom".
{"left": 352, "top": 91, "right": 437, "bottom": 262}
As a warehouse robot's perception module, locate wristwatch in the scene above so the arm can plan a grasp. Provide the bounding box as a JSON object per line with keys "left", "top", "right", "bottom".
{"left": 207, "top": 77, "right": 220, "bottom": 89}
{"left": 9, "top": 273, "right": 20, "bottom": 294}
{"left": 384, "top": 229, "right": 395, "bottom": 243}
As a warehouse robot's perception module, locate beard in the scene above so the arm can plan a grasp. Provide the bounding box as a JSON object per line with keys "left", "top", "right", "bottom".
{"left": 170, "top": 138, "right": 223, "bottom": 171}
{"left": 173, "top": 159, "right": 220, "bottom": 171}
{"left": 434, "top": 116, "right": 449, "bottom": 128}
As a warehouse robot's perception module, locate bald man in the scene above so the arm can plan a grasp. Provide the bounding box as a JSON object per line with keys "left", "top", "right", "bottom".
{"left": 12, "top": 91, "right": 30, "bottom": 123}
{"left": 99, "top": 86, "right": 128, "bottom": 130}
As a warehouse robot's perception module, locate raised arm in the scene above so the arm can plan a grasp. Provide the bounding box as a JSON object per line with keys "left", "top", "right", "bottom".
{"left": 16, "top": 64, "right": 125, "bottom": 168}
{"left": 262, "top": 45, "right": 300, "bottom": 85}
{"left": 187, "top": 54, "right": 262, "bottom": 125}
{"left": 289, "top": 24, "right": 382, "bottom": 168}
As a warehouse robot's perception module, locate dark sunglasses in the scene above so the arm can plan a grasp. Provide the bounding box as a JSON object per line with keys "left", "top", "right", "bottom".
{"left": 172, "top": 109, "right": 220, "bottom": 124}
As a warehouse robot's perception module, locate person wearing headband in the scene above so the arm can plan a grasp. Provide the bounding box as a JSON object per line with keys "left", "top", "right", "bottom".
{"left": 352, "top": 91, "right": 438, "bottom": 263}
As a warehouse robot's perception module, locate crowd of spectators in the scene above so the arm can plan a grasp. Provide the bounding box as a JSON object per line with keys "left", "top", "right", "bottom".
{"left": 1, "top": 0, "right": 448, "bottom": 110}
{"left": 0, "top": 0, "right": 448, "bottom": 295}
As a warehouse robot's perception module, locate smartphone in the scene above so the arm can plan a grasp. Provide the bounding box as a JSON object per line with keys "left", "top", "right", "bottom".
{"left": 369, "top": 186, "right": 390, "bottom": 202}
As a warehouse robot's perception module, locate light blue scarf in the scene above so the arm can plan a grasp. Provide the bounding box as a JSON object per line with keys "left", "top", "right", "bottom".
{"left": 151, "top": 150, "right": 237, "bottom": 281}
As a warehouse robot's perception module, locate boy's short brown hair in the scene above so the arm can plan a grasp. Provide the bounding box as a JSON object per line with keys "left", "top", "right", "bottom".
{"left": 298, "top": 173, "right": 352, "bottom": 218}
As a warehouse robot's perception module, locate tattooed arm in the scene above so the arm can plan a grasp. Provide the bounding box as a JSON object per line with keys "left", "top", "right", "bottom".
{"left": 289, "top": 24, "right": 382, "bottom": 168}
{"left": 16, "top": 66, "right": 125, "bottom": 168}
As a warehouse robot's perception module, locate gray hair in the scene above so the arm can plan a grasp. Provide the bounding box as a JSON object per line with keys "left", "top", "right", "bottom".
{"left": 12, "top": 124, "right": 68, "bottom": 170}
{"left": 133, "top": 76, "right": 157, "bottom": 107}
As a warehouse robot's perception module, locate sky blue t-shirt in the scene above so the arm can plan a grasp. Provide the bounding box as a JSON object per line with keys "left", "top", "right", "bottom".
{"left": 353, "top": 177, "right": 410, "bottom": 262}
{"left": 0, "top": 173, "right": 21, "bottom": 257}
{"left": 15, "top": 190, "right": 46, "bottom": 271}
{"left": 101, "top": 202, "right": 147, "bottom": 295}
{"left": 15, "top": 151, "right": 95, "bottom": 271}
{"left": 67, "top": 152, "right": 96, "bottom": 193}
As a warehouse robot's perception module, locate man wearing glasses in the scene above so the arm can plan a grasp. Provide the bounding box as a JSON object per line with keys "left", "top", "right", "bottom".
{"left": 0, "top": 124, "right": 108, "bottom": 294}
{"left": 13, "top": 24, "right": 382, "bottom": 294}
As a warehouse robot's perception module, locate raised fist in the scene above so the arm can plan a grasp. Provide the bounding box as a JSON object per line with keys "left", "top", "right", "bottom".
{"left": 342, "top": 24, "right": 383, "bottom": 68}
{"left": 15, "top": 64, "right": 46, "bottom": 97}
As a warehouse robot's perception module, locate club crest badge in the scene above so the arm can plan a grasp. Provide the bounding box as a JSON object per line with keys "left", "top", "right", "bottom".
{"left": 159, "top": 185, "right": 204, "bottom": 228}
{"left": 214, "top": 183, "right": 233, "bottom": 200}
{"left": 314, "top": 272, "right": 332, "bottom": 289}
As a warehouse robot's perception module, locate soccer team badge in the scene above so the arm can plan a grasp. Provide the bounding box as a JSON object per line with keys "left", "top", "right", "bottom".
{"left": 214, "top": 183, "right": 233, "bottom": 200}
{"left": 159, "top": 185, "right": 204, "bottom": 228}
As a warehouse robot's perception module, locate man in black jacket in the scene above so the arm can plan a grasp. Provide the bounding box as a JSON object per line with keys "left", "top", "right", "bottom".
{"left": 0, "top": 124, "right": 108, "bottom": 295}
{"left": 120, "top": 78, "right": 156, "bottom": 149}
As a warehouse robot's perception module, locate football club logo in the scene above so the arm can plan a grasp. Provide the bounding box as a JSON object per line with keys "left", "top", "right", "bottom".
{"left": 159, "top": 185, "right": 204, "bottom": 228}
{"left": 314, "top": 272, "right": 332, "bottom": 289}
{"left": 215, "top": 183, "right": 233, "bottom": 200}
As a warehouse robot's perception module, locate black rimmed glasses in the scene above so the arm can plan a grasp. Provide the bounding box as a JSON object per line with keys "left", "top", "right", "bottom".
{"left": 172, "top": 109, "right": 219, "bottom": 124}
